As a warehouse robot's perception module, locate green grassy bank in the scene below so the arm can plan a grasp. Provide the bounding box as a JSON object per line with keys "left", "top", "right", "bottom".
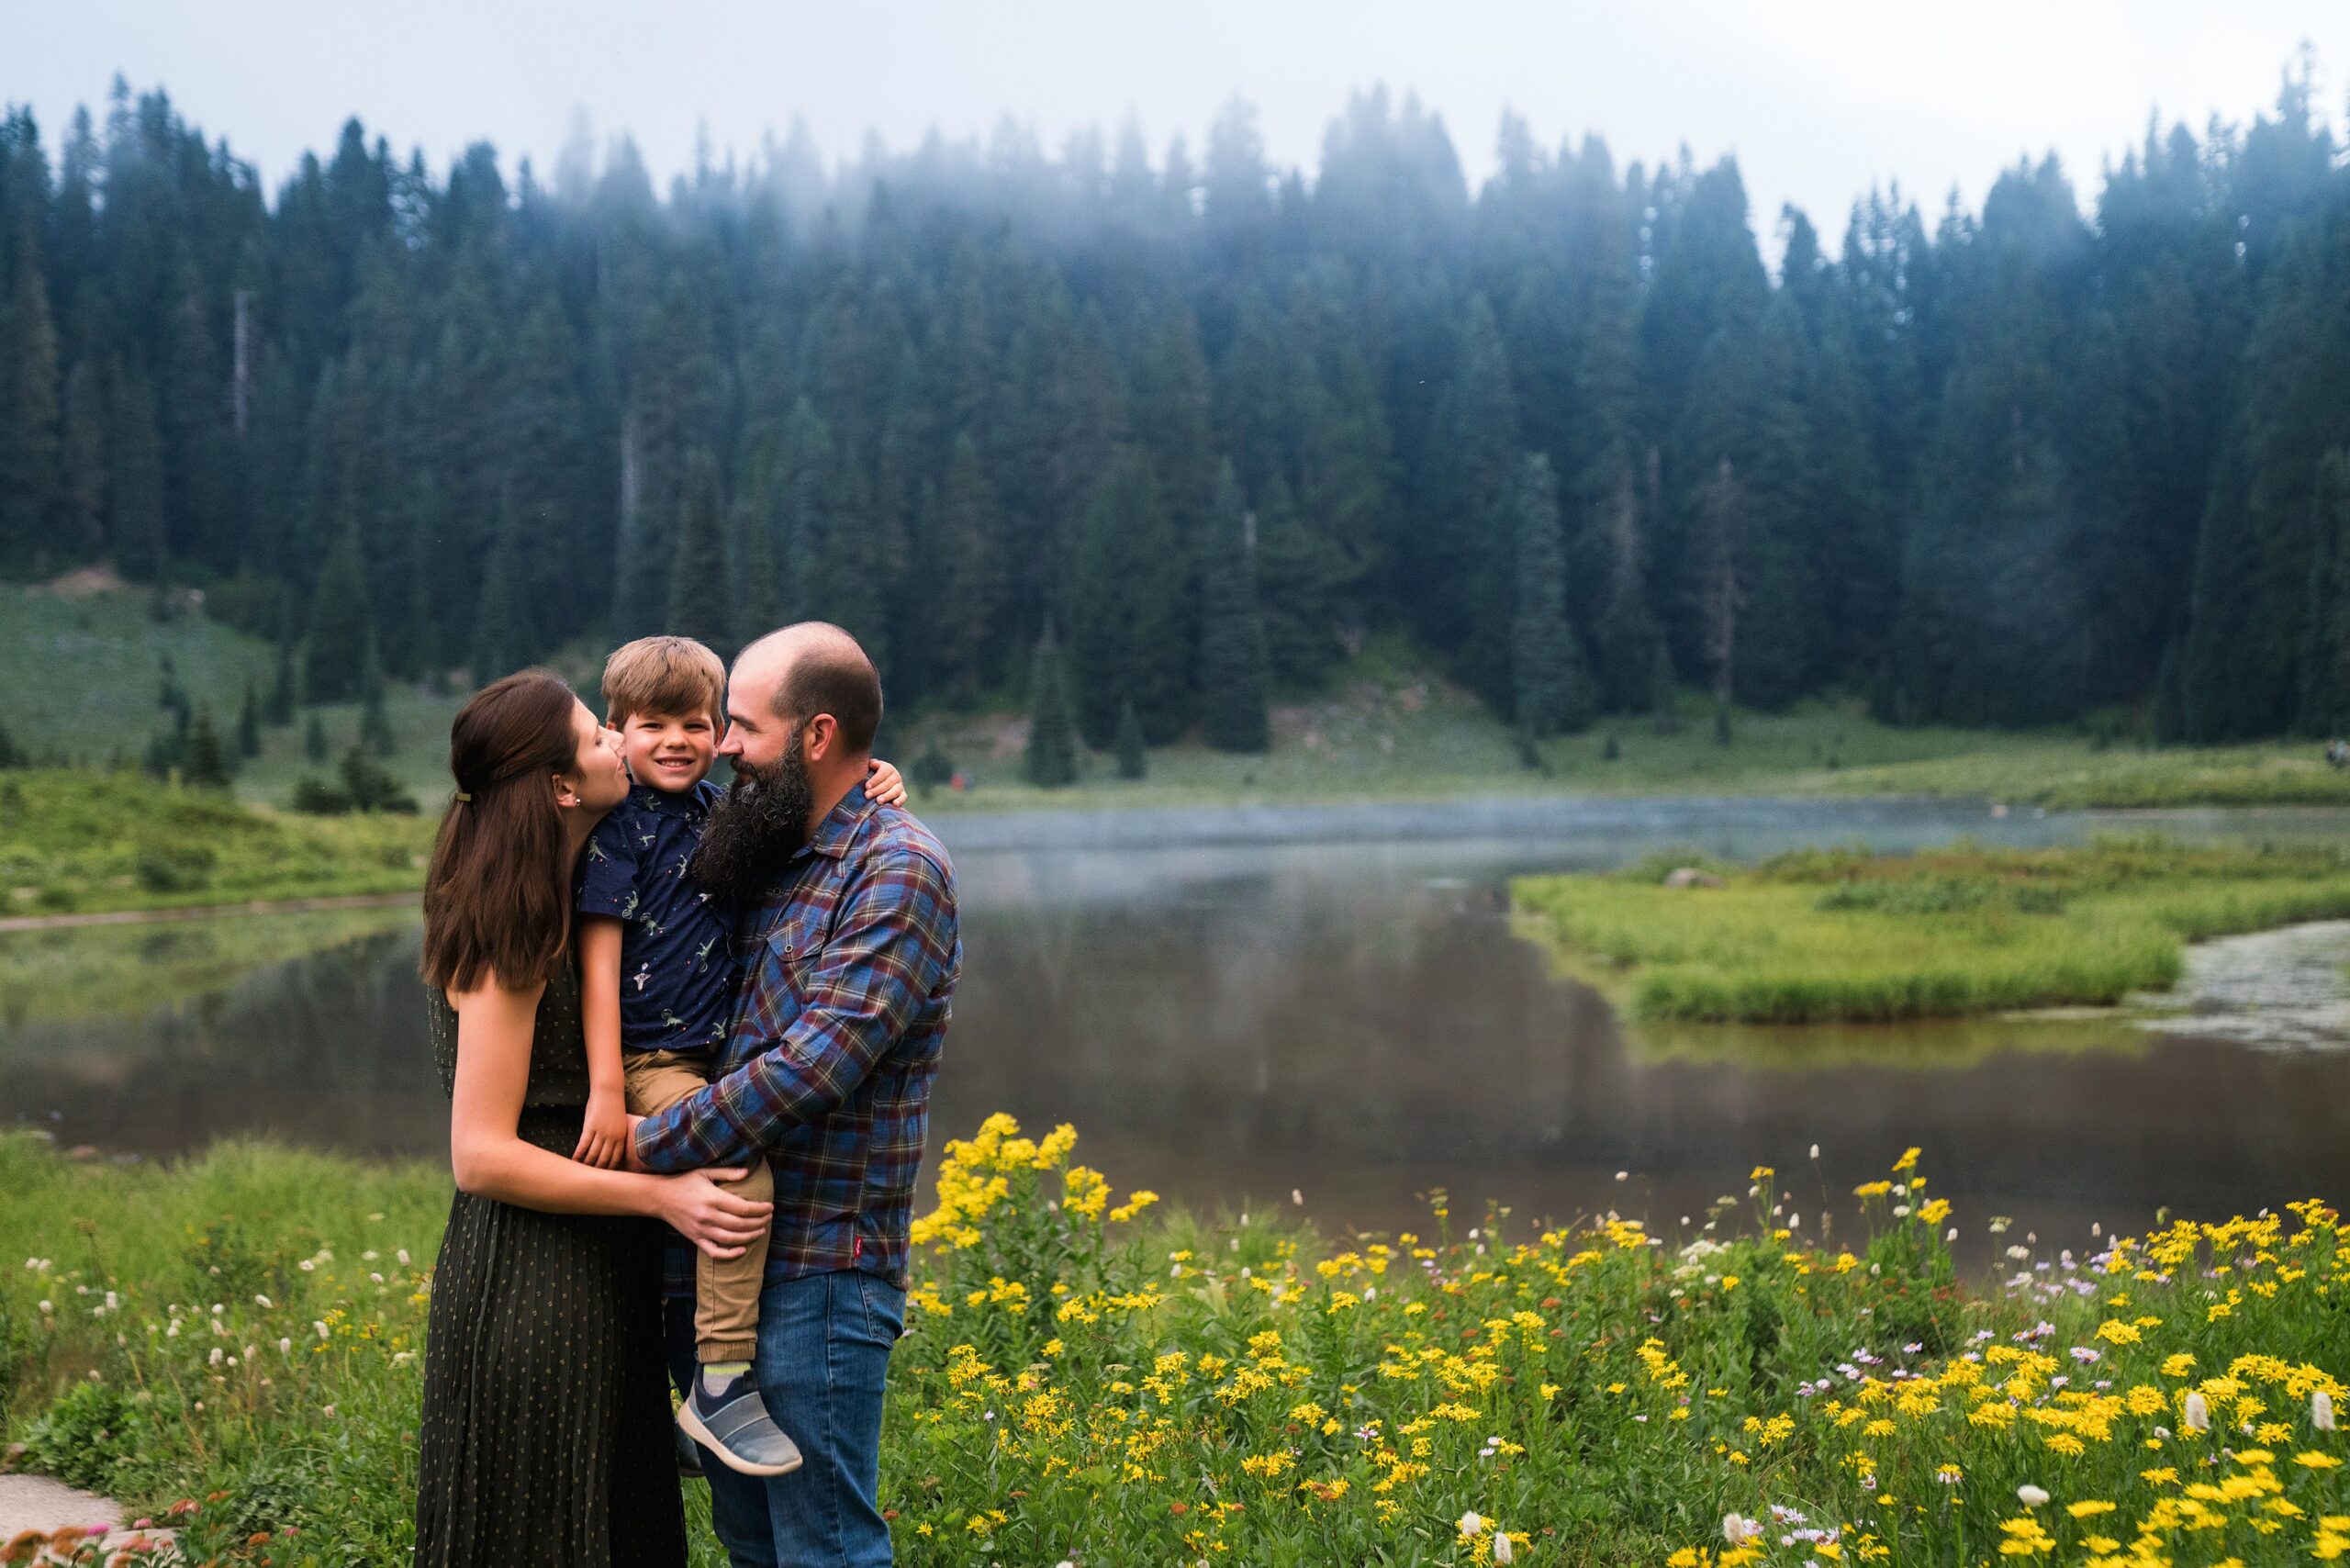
{"left": 1, "top": 1125, "right": 2344, "bottom": 1566}
{"left": 15, "top": 581, "right": 2350, "bottom": 823}
{"left": 0, "top": 767, "right": 433, "bottom": 921}
{"left": 1511, "top": 837, "right": 2350, "bottom": 1025}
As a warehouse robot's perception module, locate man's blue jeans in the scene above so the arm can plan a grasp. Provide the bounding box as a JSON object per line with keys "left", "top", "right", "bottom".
{"left": 666, "top": 1269, "right": 906, "bottom": 1567}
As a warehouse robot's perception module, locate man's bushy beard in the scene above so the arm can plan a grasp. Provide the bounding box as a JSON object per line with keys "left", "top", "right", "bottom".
{"left": 688, "top": 735, "right": 816, "bottom": 907}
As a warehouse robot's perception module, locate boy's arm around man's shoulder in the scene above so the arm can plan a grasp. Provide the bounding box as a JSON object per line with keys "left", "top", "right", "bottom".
{"left": 632, "top": 835, "right": 957, "bottom": 1173}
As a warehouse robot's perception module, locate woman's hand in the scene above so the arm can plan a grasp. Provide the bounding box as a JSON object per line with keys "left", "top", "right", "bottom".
{"left": 655, "top": 1169, "right": 774, "bottom": 1260}
{"left": 573, "top": 1087, "right": 631, "bottom": 1170}
{"left": 866, "top": 757, "right": 908, "bottom": 808}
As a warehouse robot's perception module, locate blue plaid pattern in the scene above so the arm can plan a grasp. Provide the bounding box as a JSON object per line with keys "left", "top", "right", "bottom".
{"left": 632, "top": 783, "right": 959, "bottom": 1288}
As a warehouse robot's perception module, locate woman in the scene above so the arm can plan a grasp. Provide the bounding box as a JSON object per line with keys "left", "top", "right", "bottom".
{"left": 413, "top": 669, "right": 772, "bottom": 1567}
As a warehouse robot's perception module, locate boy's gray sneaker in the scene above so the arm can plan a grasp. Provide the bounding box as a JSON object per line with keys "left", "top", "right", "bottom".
{"left": 677, "top": 1372, "right": 803, "bottom": 1478}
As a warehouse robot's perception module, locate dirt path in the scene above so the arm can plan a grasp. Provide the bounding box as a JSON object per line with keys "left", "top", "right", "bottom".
{"left": 0, "top": 890, "right": 419, "bottom": 935}
{"left": 0, "top": 1473, "right": 183, "bottom": 1562}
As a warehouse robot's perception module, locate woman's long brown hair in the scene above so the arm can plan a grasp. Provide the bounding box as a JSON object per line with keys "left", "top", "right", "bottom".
{"left": 420, "top": 669, "right": 585, "bottom": 995}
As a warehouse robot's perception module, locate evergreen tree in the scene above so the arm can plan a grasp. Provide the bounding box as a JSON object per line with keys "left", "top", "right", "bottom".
{"left": 2152, "top": 638, "right": 2188, "bottom": 746}
{"left": 2298, "top": 449, "right": 2350, "bottom": 736}
{"left": 106, "top": 359, "right": 165, "bottom": 579}
{"left": 1254, "top": 473, "right": 1343, "bottom": 689}
{"left": 471, "top": 494, "right": 526, "bottom": 681}
{"left": 1589, "top": 450, "right": 1663, "bottom": 712}
{"left": 1694, "top": 456, "right": 1748, "bottom": 716}
{"left": 264, "top": 635, "right": 297, "bottom": 726}
{"left": 303, "top": 522, "right": 373, "bottom": 702}
{"left": 0, "top": 235, "right": 62, "bottom": 574}
{"left": 1113, "top": 699, "right": 1147, "bottom": 779}
{"left": 181, "top": 704, "right": 233, "bottom": 788}
{"left": 1069, "top": 447, "right": 1184, "bottom": 745}
{"left": 729, "top": 489, "right": 778, "bottom": 647}
{"left": 668, "top": 445, "right": 733, "bottom": 655}
{"left": 0, "top": 717, "right": 19, "bottom": 769}
{"left": 1024, "top": 626, "right": 1079, "bottom": 789}
{"left": 304, "top": 710, "right": 328, "bottom": 764}
{"left": 1197, "top": 462, "right": 1272, "bottom": 753}
{"left": 932, "top": 432, "right": 1002, "bottom": 701}
{"left": 237, "top": 678, "right": 261, "bottom": 758}
{"left": 162, "top": 263, "right": 233, "bottom": 570}
{"left": 57, "top": 359, "right": 105, "bottom": 559}
{"left": 1419, "top": 295, "right": 1520, "bottom": 710}
{"left": 1509, "top": 454, "right": 1593, "bottom": 736}
{"left": 6, "top": 76, "right": 2349, "bottom": 749}
{"left": 1649, "top": 642, "right": 1681, "bottom": 736}
{"left": 358, "top": 635, "right": 396, "bottom": 757}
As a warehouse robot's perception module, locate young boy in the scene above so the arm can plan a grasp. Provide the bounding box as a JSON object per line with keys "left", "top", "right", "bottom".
{"left": 572, "top": 634, "right": 904, "bottom": 1476}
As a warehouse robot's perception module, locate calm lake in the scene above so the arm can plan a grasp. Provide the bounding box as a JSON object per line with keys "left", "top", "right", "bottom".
{"left": 7, "top": 796, "right": 2350, "bottom": 1255}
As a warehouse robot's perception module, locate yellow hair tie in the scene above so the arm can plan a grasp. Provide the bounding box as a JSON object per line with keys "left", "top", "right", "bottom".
{"left": 454, "top": 791, "right": 473, "bottom": 803}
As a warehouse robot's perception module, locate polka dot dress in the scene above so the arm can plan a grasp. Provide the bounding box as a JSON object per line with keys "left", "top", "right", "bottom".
{"left": 413, "top": 966, "right": 687, "bottom": 1567}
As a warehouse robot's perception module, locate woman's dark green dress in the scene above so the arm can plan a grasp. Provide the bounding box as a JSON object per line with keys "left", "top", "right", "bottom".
{"left": 414, "top": 967, "right": 686, "bottom": 1567}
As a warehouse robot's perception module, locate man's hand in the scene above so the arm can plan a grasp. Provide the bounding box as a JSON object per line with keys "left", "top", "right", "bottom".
{"left": 573, "top": 1087, "right": 631, "bottom": 1170}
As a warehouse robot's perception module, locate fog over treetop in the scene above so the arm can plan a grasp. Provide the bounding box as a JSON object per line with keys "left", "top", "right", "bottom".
{"left": 0, "top": 59, "right": 2342, "bottom": 748}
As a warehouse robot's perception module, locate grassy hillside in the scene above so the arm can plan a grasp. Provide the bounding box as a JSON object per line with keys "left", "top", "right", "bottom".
{"left": 0, "top": 767, "right": 434, "bottom": 919}
{"left": 10, "top": 584, "right": 2350, "bottom": 824}
{"left": 1, "top": 581, "right": 474, "bottom": 808}
{"left": 896, "top": 644, "right": 2350, "bottom": 813}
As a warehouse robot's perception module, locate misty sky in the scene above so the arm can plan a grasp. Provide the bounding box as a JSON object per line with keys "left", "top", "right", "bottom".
{"left": 10, "top": 1, "right": 2350, "bottom": 250}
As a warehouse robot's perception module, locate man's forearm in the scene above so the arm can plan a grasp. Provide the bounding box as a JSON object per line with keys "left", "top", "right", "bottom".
{"left": 634, "top": 1077, "right": 754, "bottom": 1171}
{"left": 635, "top": 1018, "right": 869, "bottom": 1170}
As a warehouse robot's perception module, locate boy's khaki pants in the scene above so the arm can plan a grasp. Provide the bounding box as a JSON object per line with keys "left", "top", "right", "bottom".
{"left": 624, "top": 1048, "right": 771, "bottom": 1365}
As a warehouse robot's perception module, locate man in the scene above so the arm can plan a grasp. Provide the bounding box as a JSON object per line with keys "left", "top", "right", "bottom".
{"left": 631, "top": 622, "right": 960, "bottom": 1568}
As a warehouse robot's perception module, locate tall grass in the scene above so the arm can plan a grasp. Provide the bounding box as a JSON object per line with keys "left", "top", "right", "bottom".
{"left": 1, "top": 1124, "right": 2343, "bottom": 1566}
{"left": 1511, "top": 836, "right": 2350, "bottom": 1024}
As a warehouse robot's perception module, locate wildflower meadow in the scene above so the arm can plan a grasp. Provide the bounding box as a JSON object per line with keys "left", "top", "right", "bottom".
{"left": 1, "top": 1121, "right": 2343, "bottom": 1566}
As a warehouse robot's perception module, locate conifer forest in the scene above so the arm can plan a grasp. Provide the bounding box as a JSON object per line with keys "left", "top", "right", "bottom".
{"left": 1, "top": 71, "right": 2346, "bottom": 748}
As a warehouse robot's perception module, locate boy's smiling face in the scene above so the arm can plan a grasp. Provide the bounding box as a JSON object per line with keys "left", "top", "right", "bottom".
{"left": 618, "top": 708, "right": 718, "bottom": 793}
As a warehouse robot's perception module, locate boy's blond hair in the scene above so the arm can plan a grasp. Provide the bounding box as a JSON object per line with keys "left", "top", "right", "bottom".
{"left": 601, "top": 636, "right": 727, "bottom": 728}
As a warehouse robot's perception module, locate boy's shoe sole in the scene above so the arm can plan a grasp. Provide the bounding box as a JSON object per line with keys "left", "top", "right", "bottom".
{"left": 677, "top": 1394, "right": 804, "bottom": 1478}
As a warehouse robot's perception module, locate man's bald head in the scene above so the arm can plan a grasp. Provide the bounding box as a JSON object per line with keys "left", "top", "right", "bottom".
{"left": 735, "top": 622, "right": 883, "bottom": 756}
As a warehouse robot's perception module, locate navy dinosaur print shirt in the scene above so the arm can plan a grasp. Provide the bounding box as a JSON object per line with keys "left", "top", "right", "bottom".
{"left": 576, "top": 778, "right": 740, "bottom": 1055}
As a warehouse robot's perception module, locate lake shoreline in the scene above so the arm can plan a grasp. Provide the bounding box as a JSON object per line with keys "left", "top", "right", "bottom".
{"left": 17, "top": 786, "right": 2350, "bottom": 924}
{"left": 1512, "top": 837, "right": 2350, "bottom": 1025}
{"left": 0, "top": 889, "right": 420, "bottom": 935}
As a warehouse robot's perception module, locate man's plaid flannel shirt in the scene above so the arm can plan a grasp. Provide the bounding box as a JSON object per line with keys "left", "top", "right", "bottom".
{"left": 632, "top": 781, "right": 959, "bottom": 1288}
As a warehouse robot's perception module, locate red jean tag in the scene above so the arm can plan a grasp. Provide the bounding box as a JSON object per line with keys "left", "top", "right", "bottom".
{"left": 853, "top": 1234, "right": 862, "bottom": 1260}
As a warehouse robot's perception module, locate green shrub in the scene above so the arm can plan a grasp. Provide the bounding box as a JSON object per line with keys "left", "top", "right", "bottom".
{"left": 134, "top": 843, "right": 217, "bottom": 893}
{"left": 287, "top": 775, "right": 353, "bottom": 815}
{"left": 21, "top": 1379, "right": 144, "bottom": 1491}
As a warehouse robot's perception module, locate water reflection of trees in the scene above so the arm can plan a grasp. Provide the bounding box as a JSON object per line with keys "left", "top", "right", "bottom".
{"left": 10, "top": 840, "right": 2350, "bottom": 1241}
{"left": 938, "top": 875, "right": 2350, "bottom": 1229}
{"left": 0, "top": 904, "right": 418, "bottom": 1027}
{"left": 0, "top": 924, "right": 442, "bottom": 1156}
